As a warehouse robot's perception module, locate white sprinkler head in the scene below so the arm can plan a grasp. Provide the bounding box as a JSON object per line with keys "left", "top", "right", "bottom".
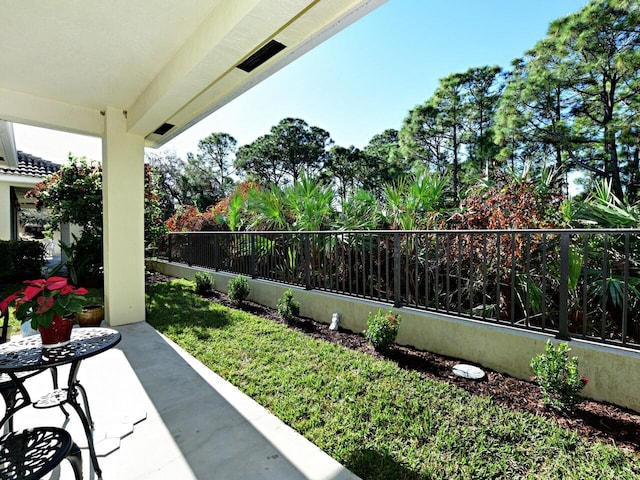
{"left": 329, "top": 312, "right": 340, "bottom": 331}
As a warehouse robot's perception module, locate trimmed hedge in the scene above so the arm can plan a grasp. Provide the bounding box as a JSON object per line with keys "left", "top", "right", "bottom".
{"left": 0, "top": 240, "right": 46, "bottom": 282}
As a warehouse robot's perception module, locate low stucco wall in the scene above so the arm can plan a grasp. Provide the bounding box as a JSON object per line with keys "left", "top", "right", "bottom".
{"left": 152, "top": 260, "right": 640, "bottom": 413}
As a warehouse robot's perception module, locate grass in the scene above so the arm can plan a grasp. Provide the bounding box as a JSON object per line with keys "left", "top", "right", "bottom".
{"left": 147, "top": 279, "right": 640, "bottom": 479}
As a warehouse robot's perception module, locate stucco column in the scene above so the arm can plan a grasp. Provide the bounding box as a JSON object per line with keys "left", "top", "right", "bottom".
{"left": 0, "top": 183, "right": 10, "bottom": 240}
{"left": 102, "top": 107, "right": 145, "bottom": 325}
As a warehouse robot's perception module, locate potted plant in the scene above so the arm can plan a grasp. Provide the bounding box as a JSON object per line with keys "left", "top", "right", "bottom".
{"left": 75, "top": 304, "right": 105, "bottom": 327}
{"left": 0, "top": 277, "right": 88, "bottom": 347}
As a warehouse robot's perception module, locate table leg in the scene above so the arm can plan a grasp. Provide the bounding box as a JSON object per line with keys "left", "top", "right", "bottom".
{"left": 66, "top": 361, "right": 102, "bottom": 478}
{"left": 68, "top": 399, "right": 101, "bottom": 478}
{"left": 74, "top": 382, "right": 94, "bottom": 428}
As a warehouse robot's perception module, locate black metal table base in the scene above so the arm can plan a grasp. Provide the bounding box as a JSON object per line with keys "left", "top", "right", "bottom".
{"left": 0, "top": 328, "right": 122, "bottom": 479}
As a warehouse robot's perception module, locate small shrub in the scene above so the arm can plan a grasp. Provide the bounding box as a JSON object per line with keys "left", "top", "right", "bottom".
{"left": 0, "top": 240, "right": 46, "bottom": 282}
{"left": 364, "top": 308, "right": 401, "bottom": 351}
{"left": 194, "top": 272, "right": 215, "bottom": 295}
{"left": 227, "top": 275, "right": 250, "bottom": 305}
{"left": 530, "top": 340, "right": 588, "bottom": 411}
{"left": 277, "top": 289, "right": 300, "bottom": 321}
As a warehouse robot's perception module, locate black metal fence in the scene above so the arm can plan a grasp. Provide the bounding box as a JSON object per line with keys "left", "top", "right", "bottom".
{"left": 157, "top": 229, "right": 640, "bottom": 349}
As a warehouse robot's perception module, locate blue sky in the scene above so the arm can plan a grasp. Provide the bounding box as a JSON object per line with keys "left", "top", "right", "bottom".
{"left": 14, "top": 0, "right": 588, "bottom": 163}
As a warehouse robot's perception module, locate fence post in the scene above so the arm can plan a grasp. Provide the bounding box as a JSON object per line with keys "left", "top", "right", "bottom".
{"left": 304, "top": 234, "right": 312, "bottom": 290}
{"left": 187, "top": 234, "right": 193, "bottom": 266}
{"left": 393, "top": 232, "right": 402, "bottom": 307}
{"left": 557, "top": 232, "right": 570, "bottom": 340}
{"left": 213, "top": 234, "right": 219, "bottom": 271}
{"left": 168, "top": 234, "right": 173, "bottom": 263}
{"left": 250, "top": 234, "right": 257, "bottom": 279}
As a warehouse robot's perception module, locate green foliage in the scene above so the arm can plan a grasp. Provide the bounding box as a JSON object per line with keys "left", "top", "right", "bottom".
{"left": 235, "top": 117, "right": 332, "bottom": 187}
{"left": 338, "top": 189, "right": 384, "bottom": 230}
{"left": 146, "top": 280, "right": 639, "bottom": 480}
{"left": 55, "top": 233, "right": 103, "bottom": 286}
{"left": 495, "top": 0, "right": 640, "bottom": 198}
{"left": 362, "top": 129, "right": 407, "bottom": 193}
{"left": 276, "top": 289, "right": 300, "bottom": 321}
{"left": 576, "top": 179, "right": 640, "bottom": 228}
{"left": 530, "top": 341, "right": 588, "bottom": 412}
{"left": 29, "top": 156, "right": 103, "bottom": 234}
{"left": 0, "top": 240, "right": 46, "bottom": 282}
{"left": 146, "top": 150, "right": 186, "bottom": 220}
{"left": 227, "top": 275, "right": 250, "bottom": 305}
{"left": 144, "top": 165, "right": 170, "bottom": 247}
{"left": 364, "top": 308, "right": 401, "bottom": 351}
{"left": 31, "top": 156, "right": 167, "bottom": 280}
{"left": 400, "top": 66, "right": 502, "bottom": 201}
{"left": 244, "top": 174, "right": 335, "bottom": 231}
{"left": 194, "top": 272, "right": 215, "bottom": 295}
{"left": 381, "top": 170, "right": 448, "bottom": 229}
{"left": 182, "top": 132, "right": 237, "bottom": 210}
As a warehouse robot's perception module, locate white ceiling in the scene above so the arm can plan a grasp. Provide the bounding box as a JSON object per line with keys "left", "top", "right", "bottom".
{"left": 0, "top": 0, "right": 385, "bottom": 147}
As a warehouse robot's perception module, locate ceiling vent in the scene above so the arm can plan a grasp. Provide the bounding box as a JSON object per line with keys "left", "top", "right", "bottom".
{"left": 153, "top": 123, "right": 175, "bottom": 136}
{"left": 237, "top": 40, "right": 286, "bottom": 73}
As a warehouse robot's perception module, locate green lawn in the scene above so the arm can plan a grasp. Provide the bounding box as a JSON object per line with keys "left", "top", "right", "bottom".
{"left": 147, "top": 279, "right": 639, "bottom": 480}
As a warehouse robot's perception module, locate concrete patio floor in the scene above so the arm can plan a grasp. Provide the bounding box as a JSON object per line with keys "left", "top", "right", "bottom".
{"left": 10, "top": 322, "right": 360, "bottom": 480}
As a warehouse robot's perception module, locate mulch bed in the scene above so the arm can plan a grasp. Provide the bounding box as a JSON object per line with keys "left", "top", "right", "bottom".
{"left": 147, "top": 272, "right": 640, "bottom": 455}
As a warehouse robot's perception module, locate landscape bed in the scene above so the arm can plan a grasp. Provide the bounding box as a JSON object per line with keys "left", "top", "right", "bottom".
{"left": 146, "top": 276, "right": 640, "bottom": 479}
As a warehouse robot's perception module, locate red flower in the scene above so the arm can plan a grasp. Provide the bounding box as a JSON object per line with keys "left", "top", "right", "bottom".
{"left": 0, "top": 293, "right": 19, "bottom": 314}
{"left": 46, "top": 277, "right": 68, "bottom": 291}
{"left": 23, "top": 285, "right": 45, "bottom": 301}
{"left": 1, "top": 277, "right": 88, "bottom": 329}
{"left": 581, "top": 376, "right": 589, "bottom": 385}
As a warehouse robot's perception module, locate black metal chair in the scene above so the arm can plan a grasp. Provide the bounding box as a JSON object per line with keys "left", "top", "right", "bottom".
{"left": 0, "top": 302, "right": 8, "bottom": 344}
{"left": 0, "top": 426, "right": 82, "bottom": 479}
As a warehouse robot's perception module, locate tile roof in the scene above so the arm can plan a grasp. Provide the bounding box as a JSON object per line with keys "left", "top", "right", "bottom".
{"left": 0, "top": 151, "right": 61, "bottom": 177}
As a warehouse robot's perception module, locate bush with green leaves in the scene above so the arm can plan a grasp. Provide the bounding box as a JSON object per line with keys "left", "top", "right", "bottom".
{"left": 364, "top": 308, "right": 401, "bottom": 351}
{"left": 0, "top": 240, "right": 46, "bottom": 282}
{"left": 227, "top": 275, "right": 250, "bottom": 305}
{"left": 194, "top": 272, "right": 215, "bottom": 295}
{"left": 530, "top": 340, "right": 588, "bottom": 411}
{"left": 277, "top": 289, "right": 300, "bottom": 321}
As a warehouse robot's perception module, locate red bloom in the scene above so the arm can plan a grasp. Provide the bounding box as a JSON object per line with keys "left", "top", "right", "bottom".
{"left": 46, "top": 277, "right": 68, "bottom": 291}
{"left": 0, "top": 293, "right": 19, "bottom": 313}
{"left": 1, "top": 277, "right": 88, "bottom": 327}
{"left": 581, "top": 376, "right": 589, "bottom": 385}
{"left": 23, "top": 285, "right": 45, "bottom": 301}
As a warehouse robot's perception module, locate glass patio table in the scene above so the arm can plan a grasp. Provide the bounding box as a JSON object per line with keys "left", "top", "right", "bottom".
{"left": 0, "top": 327, "right": 121, "bottom": 478}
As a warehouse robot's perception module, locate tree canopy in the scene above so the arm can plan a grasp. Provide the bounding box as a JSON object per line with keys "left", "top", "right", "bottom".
{"left": 154, "top": 0, "right": 640, "bottom": 229}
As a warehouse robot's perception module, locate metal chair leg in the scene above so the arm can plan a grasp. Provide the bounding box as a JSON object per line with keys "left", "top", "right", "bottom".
{"left": 67, "top": 442, "right": 83, "bottom": 480}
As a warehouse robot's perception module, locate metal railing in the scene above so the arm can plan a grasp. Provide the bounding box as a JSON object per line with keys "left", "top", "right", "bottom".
{"left": 157, "top": 229, "right": 640, "bottom": 349}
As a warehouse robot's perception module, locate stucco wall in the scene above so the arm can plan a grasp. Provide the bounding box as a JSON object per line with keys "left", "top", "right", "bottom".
{"left": 152, "top": 260, "right": 640, "bottom": 413}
